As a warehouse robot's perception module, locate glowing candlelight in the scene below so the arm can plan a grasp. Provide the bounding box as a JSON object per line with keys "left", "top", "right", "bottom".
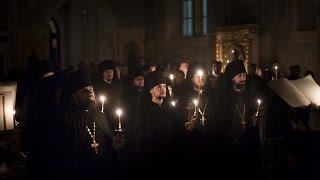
{"left": 274, "top": 66, "right": 278, "bottom": 80}
{"left": 256, "top": 99, "right": 262, "bottom": 116}
{"left": 232, "top": 50, "right": 235, "bottom": 54}
{"left": 196, "top": 70, "right": 204, "bottom": 91}
{"left": 227, "top": 60, "right": 230, "bottom": 64}
{"left": 171, "top": 100, "right": 176, "bottom": 107}
{"left": 99, "top": 95, "right": 106, "bottom": 113}
{"left": 197, "top": 70, "right": 204, "bottom": 78}
{"left": 116, "top": 108, "right": 123, "bottom": 130}
{"left": 193, "top": 99, "right": 198, "bottom": 117}
{"left": 169, "top": 73, "right": 175, "bottom": 86}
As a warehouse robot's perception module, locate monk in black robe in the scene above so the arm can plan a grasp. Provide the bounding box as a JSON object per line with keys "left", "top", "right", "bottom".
{"left": 56, "top": 69, "right": 125, "bottom": 179}
{"left": 214, "top": 60, "right": 260, "bottom": 179}
{"left": 94, "top": 60, "right": 123, "bottom": 130}
{"left": 176, "top": 62, "right": 216, "bottom": 178}
{"left": 131, "top": 71, "right": 181, "bottom": 179}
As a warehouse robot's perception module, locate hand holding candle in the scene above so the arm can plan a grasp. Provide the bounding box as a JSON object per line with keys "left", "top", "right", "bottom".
{"left": 99, "top": 95, "right": 106, "bottom": 113}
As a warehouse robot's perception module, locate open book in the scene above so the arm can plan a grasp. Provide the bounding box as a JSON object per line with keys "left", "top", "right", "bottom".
{"left": 268, "top": 75, "right": 320, "bottom": 108}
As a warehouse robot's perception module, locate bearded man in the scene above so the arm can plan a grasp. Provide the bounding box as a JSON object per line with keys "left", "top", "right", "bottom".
{"left": 131, "top": 70, "right": 180, "bottom": 179}
{"left": 213, "top": 60, "right": 260, "bottom": 180}
{"left": 56, "top": 69, "right": 125, "bottom": 179}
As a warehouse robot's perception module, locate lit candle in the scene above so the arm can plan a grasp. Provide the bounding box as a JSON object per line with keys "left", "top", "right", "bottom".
{"left": 232, "top": 50, "right": 235, "bottom": 54}
{"left": 274, "top": 66, "right": 278, "bottom": 80}
{"left": 227, "top": 60, "right": 230, "bottom": 64}
{"left": 169, "top": 73, "right": 175, "bottom": 86}
{"left": 116, "top": 108, "right": 123, "bottom": 131}
{"left": 196, "top": 70, "right": 204, "bottom": 90}
{"left": 99, "top": 95, "right": 106, "bottom": 113}
{"left": 256, "top": 99, "right": 262, "bottom": 116}
{"left": 193, "top": 99, "right": 198, "bottom": 117}
{"left": 171, "top": 100, "right": 176, "bottom": 107}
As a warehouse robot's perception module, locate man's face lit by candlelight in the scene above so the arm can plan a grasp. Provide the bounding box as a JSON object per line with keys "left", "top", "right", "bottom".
{"left": 150, "top": 84, "right": 167, "bottom": 99}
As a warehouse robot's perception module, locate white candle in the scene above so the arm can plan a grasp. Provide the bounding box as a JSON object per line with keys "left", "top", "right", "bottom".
{"left": 169, "top": 73, "right": 174, "bottom": 83}
{"left": 193, "top": 99, "right": 198, "bottom": 117}
{"left": 116, "top": 108, "right": 123, "bottom": 130}
{"left": 256, "top": 99, "right": 262, "bottom": 116}
{"left": 99, "top": 95, "right": 106, "bottom": 113}
{"left": 197, "top": 70, "right": 204, "bottom": 90}
{"left": 274, "top": 66, "right": 278, "bottom": 80}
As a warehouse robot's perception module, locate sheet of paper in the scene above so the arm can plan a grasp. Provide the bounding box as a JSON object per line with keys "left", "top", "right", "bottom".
{"left": 268, "top": 78, "right": 311, "bottom": 108}
{"left": 290, "top": 75, "right": 320, "bottom": 106}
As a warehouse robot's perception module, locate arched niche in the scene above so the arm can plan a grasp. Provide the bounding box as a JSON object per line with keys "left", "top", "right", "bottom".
{"left": 124, "top": 41, "right": 140, "bottom": 76}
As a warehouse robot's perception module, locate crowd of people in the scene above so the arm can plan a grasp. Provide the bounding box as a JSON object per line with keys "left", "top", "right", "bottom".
{"left": 13, "top": 51, "right": 320, "bottom": 179}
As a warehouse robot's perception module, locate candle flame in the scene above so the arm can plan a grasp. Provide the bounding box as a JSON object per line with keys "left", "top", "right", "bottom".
{"left": 171, "top": 101, "right": 176, "bottom": 107}
{"left": 197, "top": 70, "right": 204, "bottom": 77}
{"left": 257, "top": 99, "right": 262, "bottom": 105}
{"left": 169, "top": 74, "right": 174, "bottom": 80}
{"left": 193, "top": 99, "right": 198, "bottom": 106}
{"left": 99, "top": 95, "right": 106, "bottom": 102}
{"left": 116, "top": 108, "right": 122, "bottom": 116}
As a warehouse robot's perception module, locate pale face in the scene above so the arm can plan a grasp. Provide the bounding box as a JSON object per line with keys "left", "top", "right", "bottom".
{"left": 232, "top": 73, "right": 246, "bottom": 85}
{"left": 102, "top": 69, "right": 114, "bottom": 82}
{"left": 73, "top": 86, "right": 96, "bottom": 106}
{"left": 192, "top": 74, "right": 207, "bottom": 88}
{"left": 133, "top": 76, "right": 144, "bottom": 88}
{"left": 150, "top": 66, "right": 157, "bottom": 72}
{"left": 150, "top": 84, "right": 167, "bottom": 99}
{"left": 179, "top": 63, "right": 189, "bottom": 73}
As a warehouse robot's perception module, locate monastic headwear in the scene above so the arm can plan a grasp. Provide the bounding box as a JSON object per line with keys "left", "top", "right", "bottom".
{"left": 225, "top": 60, "right": 246, "bottom": 80}
{"left": 64, "top": 69, "right": 92, "bottom": 95}
{"left": 145, "top": 71, "right": 166, "bottom": 90}
{"left": 186, "top": 62, "right": 207, "bottom": 81}
{"left": 98, "top": 60, "right": 115, "bottom": 75}
{"left": 133, "top": 69, "right": 145, "bottom": 78}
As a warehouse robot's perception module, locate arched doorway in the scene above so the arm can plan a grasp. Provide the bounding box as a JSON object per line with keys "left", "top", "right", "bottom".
{"left": 124, "top": 41, "right": 140, "bottom": 77}
{"left": 49, "top": 18, "right": 60, "bottom": 70}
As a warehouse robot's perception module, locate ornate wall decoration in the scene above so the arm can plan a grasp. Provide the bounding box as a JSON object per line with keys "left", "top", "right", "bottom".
{"left": 215, "top": 25, "right": 259, "bottom": 70}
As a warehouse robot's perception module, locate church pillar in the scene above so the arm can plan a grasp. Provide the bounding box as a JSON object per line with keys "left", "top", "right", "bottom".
{"left": 13, "top": 25, "right": 50, "bottom": 72}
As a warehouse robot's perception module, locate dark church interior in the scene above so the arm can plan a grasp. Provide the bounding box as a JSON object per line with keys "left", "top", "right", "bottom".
{"left": 1, "top": 0, "right": 320, "bottom": 179}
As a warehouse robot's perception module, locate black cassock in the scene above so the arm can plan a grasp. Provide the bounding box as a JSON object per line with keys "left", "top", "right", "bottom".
{"left": 214, "top": 88, "right": 260, "bottom": 179}
{"left": 57, "top": 105, "right": 116, "bottom": 179}
{"left": 93, "top": 79, "right": 123, "bottom": 129}
{"left": 131, "top": 99, "right": 181, "bottom": 178}
{"left": 176, "top": 84, "right": 216, "bottom": 178}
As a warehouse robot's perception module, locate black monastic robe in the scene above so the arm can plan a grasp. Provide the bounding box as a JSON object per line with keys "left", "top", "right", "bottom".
{"left": 58, "top": 105, "right": 116, "bottom": 179}
{"left": 132, "top": 99, "right": 180, "bottom": 178}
